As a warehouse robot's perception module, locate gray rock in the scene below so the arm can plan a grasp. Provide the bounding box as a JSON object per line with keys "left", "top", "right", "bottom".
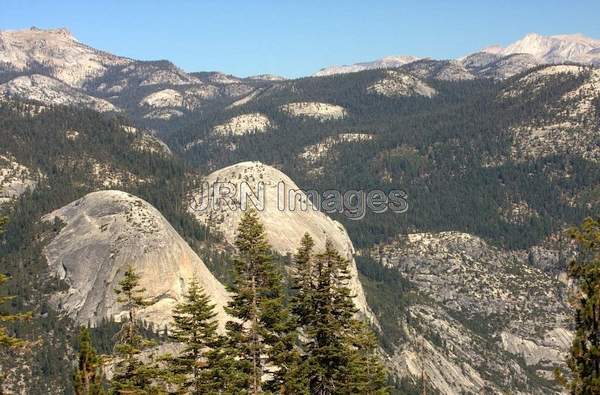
{"left": 43, "top": 190, "right": 230, "bottom": 330}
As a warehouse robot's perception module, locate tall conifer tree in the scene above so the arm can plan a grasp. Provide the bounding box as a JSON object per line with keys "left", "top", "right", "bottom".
{"left": 110, "top": 266, "right": 160, "bottom": 394}
{"left": 167, "top": 279, "right": 220, "bottom": 394}
{"left": 224, "top": 210, "right": 296, "bottom": 394}
{"left": 294, "top": 240, "right": 388, "bottom": 395}
{"left": 73, "top": 327, "right": 105, "bottom": 395}
{"left": 0, "top": 217, "right": 31, "bottom": 387}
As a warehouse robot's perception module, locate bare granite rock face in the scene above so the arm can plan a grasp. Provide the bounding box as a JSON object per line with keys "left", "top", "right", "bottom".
{"left": 42, "top": 190, "right": 230, "bottom": 330}
{"left": 187, "top": 161, "right": 372, "bottom": 320}
{"left": 371, "top": 231, "right": 572, "bottom": 394}
{"left": 0, "top": 154, "right": 37, "bottom": 204}
{"left": 0, "top": 74, "right": 119, "bottom": 113}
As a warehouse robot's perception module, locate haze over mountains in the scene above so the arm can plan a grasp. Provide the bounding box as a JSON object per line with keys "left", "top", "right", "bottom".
{"left": 0, "top": 26, "right": 599, "bottom": 394}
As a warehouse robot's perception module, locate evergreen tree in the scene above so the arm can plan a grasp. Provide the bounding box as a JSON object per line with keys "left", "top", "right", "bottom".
{"left": 73, "top": 327, "right": 105, "bottom": 395}
{"left": 224, "top": 210, "right": 296, "bottom": 394}
{"left": 167, "top": 279, "right": 220, "bottom": 394}
{"left": 303, "top": 241, "right": 353, "bottom": 395}
{"left": 342, "top": 321, "right": 388, "bottom": 395}
{"left": 296, "top": 240, "right": 388, "bottom": 395}
{"left": 558, "top": 218, "right": 600, "bottom": 394}
{"left": 110, "top": 266, "right": 160, "bottom": 394}
{"left": 290, "top": 233, "right": 315, "bottom": 325}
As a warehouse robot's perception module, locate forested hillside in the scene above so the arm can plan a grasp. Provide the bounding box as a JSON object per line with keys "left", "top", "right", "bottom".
{"left": 172, "top": 66, "right": 599, "bottom": 251}
{"left": 0, "top": 101, "right": 211, "bottom": 393}
{"left": 0, "top": 34, "right": 599, "bottom": 392}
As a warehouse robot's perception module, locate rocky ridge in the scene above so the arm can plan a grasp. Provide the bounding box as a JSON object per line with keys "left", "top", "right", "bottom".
{"left": 213, "top": 113, "right": 272, "bottom": 135}
{"left": 367, "top": 70, "right": 437, "bottom": 97}
{"left": 502, "top": 65, "right": 600, "bottom": 162}
{"left": 0, "top": 74, "right": 118, "bottom": 112}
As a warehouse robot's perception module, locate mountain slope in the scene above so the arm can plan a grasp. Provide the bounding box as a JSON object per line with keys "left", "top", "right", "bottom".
{"left": 315, "top": 33, "right": 600, "bottom": 78}
{"left": 315, "top": 55, "right": 421, "bottom": 76}
{"left": 366, "top": 231, "right": 571, "bottom": 394}
{"left": 0, "top": 74, "right": 119, "bottom": 112}
{"left": 0, "top": 27, "right": 130, "bottom": 87}
{"left": 42, "top": 190, "right": 230, "bottom": 330}
{"left": 187, "top": 161, "right": 373, "bottom": 320}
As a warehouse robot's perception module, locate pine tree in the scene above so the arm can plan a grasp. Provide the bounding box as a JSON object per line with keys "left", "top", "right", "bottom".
{"left": 167, "top": 279, "right": 220, "bottom": 394}
{"left": 224, "top": 210, "right": 296, "bottom": 394}
{"left": 290, "top": 233, "right": 315, "bottom": 326}
{"left": 110, "top": 266, "right": 160, "bottom": 394}
{"left": 296, "top": 240, "right": 388, "bottom": 395}
{"left": 73, "top": 327, "right": 105, "bottom": 395}
{"left": 303, "top": 241, "right": 353, "bottom": 395}
{"left": 558, "top": 218, "right": 600, "bottom": 394}
{"left": 342, "top": 321, "right": 388, "bottom": 395}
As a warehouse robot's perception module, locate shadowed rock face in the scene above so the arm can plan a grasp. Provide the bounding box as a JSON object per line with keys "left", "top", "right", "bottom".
{"left": 43, "top": 190, "right": 230, "bottom": 330}
{"left": 187, "top": 161, "right": 373, "bottom": 320}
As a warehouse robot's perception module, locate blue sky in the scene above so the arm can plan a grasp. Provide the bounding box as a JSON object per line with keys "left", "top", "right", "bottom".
{"left": 1, "top": 0, "right": 599, "bottom": 78}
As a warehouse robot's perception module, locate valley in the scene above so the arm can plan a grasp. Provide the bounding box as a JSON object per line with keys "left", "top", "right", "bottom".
{"left": 0, "top": 26, "right": 598, "bottom": 394}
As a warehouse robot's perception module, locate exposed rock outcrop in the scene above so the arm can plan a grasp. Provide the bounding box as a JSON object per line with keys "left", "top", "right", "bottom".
{"left": 279, "top": 102, "right": 347, "bottom": 120}
{"left": 43, "top": 190, "right": 230, "bottom": 329}
{"left": 213, "top": 113, "right": 272, "bottom": 135}
{"left": 367, "top": 71, "right": 436, "bottom": 97}
{"left": 502, "top": 65, "right": 600, "bottom": 162}
{"left": 0, "top": 154, "right": 37, "bottom": 204}
{"left": 0, "top": 74, "right": 118, "bottom": 112}
{"left": 0, "top": 27, "right": 130, "bottom": 87}
{"left": 371, "top": 231, "right": 571, "bottom": 394}
{"left": 187, "top": 161, "right": 372, "bottom": 320}
{"left": 299, "top": 133, "right": 374, "bottom": 163}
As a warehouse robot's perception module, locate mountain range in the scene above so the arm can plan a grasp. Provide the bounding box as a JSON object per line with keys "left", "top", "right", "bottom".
{"left": 316, "top": 32, "right": 600, "bottom": 76}
{"left": 0, "top": 28, "right": 599, "bottom": 130}
{"left": 0, "top": 27, "right": 599, "bottom": 394}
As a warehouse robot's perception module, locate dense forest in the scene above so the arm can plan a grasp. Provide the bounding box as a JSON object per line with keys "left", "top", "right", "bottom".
{"left": 171, "top": 68, "right": 598, "bottom": 250}
{"left": 0, "top": 60, "right": 598, "bottom": 393}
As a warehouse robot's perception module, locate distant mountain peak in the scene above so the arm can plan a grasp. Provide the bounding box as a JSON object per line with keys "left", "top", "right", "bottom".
{"left": 482, "top": 32, "right": 600, "bottom": 64}
{"left": 315, "top": 32, "right": 600, "bottom": 78}
{"left": 2, "top": 26, "right": 77, "bottom": 41}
